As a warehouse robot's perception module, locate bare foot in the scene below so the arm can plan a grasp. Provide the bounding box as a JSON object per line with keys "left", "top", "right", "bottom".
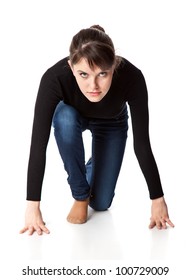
{"left": 67, "top": 199, "right": 89, "bottom": 224}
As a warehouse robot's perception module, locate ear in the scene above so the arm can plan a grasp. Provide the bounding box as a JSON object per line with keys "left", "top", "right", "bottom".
{"left": 68, "top": 59, "right": 72, "bottom": 69}
{"left": 68, "top": 60, "right": 74, "bottom": 75}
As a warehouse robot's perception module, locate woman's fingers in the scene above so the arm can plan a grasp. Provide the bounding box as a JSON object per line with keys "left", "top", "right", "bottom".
{"left": 19, "top": 223, "right": 50, "bottom": 235}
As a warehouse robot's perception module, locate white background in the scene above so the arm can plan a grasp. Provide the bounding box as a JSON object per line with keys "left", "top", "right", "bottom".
{"left": 0, "top": 0, "right": 190, "bottom": 279}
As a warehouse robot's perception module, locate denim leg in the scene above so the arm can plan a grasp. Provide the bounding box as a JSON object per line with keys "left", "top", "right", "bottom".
{"left": 89, "top": 114, "right": 128, "bottom": 211}
{"left": 52, "top": 102, "right": 90, "bottom": 200}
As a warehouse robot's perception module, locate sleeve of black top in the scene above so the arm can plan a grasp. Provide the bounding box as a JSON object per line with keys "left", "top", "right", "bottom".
{"left": 127, "top": 70, "right": 164, "bottom": 199}
{"left": 26, "top": 69, "right": 62, "bottom": 201}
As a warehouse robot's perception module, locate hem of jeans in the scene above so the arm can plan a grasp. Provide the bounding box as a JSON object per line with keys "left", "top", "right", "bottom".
{"left": 72, "top": 194, "right": 90, "bottom": 201}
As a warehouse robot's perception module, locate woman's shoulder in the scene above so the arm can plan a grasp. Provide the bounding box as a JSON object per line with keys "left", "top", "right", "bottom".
{"left": 118, "top": 56, "right": 142, "bottom": 75}
{"left": 115, "top": 57, "right": 144, "bottom": 86}
{"left": 40, "top": 56, "right": 72, "bottom": 84}
{"left": 46, "top": 56, "right": 70, "bottom": 75}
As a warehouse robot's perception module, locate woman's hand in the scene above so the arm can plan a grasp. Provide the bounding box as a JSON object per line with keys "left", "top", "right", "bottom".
{"left": 149, "top": 196, "right": 175, "bottom": 230}
{"left": 20, "top": 201, "right": 50, "bottom": 235}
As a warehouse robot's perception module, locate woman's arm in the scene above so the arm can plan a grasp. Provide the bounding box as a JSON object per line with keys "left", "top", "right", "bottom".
{"left": 21, "top": 69, "right": 62, "bottom": 234}
{"left": 128, "top": 70, "right": 174, "bottom": 229}
{"left": 27, "top": 69, "right": 62, "bottom": 201}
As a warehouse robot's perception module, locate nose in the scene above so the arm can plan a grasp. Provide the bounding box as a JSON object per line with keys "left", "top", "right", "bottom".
{"left": 90, "top": 77, "right": 99, "bottom": 90}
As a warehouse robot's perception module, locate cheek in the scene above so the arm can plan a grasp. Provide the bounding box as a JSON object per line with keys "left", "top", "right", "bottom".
{"left": 76, "top": 79, "right": 88, "bottom": 94}
{"left": 103, "top": 78, "right": 112, "bottom": 90}
{"left": 75, "top": 78, "right": 85, "bottom": 88}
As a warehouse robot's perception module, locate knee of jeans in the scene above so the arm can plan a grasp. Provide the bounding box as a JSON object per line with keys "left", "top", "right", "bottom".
{"left": 89, "top": 198, "right": 112, "bottom": 211}
{"left": 52, "top": 102, "right": 79, "bottom": 130}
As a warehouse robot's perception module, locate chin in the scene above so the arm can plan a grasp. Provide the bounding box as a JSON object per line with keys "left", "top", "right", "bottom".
{"left": 84, "top": 93, "right": 106, "bottom": 103}
{"left": 87, "top": 96, "right": 104, "bottom": 102}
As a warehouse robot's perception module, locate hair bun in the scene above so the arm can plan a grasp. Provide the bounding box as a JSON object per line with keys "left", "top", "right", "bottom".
{"left": 90, "top": 25, "right": 105, "bottom": 33}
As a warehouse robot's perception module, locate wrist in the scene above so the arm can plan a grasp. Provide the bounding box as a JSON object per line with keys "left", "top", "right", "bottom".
{"left": 26, "top": 200, "right": 40, "bottom": 208}
{"left": 151, "top": 196, "right": 164, "bottom": 204}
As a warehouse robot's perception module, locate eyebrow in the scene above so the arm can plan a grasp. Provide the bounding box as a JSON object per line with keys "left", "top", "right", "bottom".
{"left": 77, "top": 69, "right": 110, "bottom": 73}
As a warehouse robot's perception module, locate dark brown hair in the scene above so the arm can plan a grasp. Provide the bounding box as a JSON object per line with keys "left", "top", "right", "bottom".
{"left": 69, "top": 25, "right": 121, "bottom": 70}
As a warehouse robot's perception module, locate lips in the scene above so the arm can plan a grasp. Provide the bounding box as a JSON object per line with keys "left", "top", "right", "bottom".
{"left": 88, "top": 91, "right": 101, "bottom": 96}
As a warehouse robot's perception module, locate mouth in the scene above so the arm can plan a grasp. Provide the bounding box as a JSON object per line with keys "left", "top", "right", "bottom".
{"left": 88, "top": 91, "right": 101, "bottom": 96}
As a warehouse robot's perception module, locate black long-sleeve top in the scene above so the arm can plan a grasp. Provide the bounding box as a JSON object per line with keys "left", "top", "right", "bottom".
{"left": 27, "top": 56, "right": 164, "bottom": 201}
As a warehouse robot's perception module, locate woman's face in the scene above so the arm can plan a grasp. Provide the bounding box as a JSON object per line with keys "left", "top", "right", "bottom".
{"left": 68, "top": 58, "right": 114, "bottom": 102}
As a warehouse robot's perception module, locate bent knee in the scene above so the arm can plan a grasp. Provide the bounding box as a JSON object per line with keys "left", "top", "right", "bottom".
{"left": 89, "top": 199, "right": 112, "bottom": 211}
{"left": 52, "top": 102, "right": 79, "bottom": 129}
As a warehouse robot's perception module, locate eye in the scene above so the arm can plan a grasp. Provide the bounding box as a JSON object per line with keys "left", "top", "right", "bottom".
{"left": 99, "top": 72, "right": 107, "bottom": 77}
{"left": 79, "top": 72, "right": 88, "bottom": 78}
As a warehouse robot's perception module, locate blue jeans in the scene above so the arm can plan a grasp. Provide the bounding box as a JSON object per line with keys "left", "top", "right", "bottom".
{"left": 52, "top": 101, "right": 128, "bottom": 211}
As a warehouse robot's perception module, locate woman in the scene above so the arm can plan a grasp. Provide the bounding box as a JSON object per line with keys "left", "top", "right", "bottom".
{"left": 20, "top": 25, "right": 174, "bottom": 235}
